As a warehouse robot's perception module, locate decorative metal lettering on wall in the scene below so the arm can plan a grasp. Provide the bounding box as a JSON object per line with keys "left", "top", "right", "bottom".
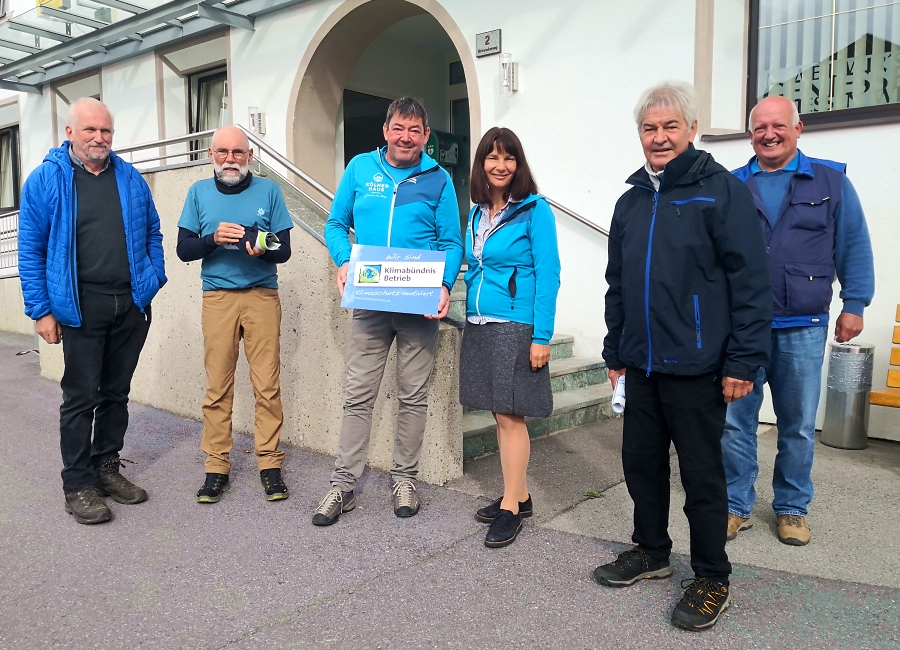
{"left": 476, "top": 29, "right": 501, "bottom": 57}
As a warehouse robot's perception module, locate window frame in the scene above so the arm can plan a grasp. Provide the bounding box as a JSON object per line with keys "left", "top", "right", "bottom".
{"left": 0, "top": 125, "right": 20, "bottom": 214}
{"left": 747, "top": 0, "right": 900, "bottom": 127}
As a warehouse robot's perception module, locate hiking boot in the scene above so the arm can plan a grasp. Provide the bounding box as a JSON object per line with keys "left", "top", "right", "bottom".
{"left": 592, "top": 546, "right": 674, "bottom": 587}
{"left": 777, "top": 514, "right": 811, "bottom": 546}
{"left": 726, "top": 514, "right": 753, "bottom": 541}
{"left": 671, "top": 577, "right": 731, "bottom": 630}
{"left": 475, "top": 495, "right": 533, "bottom": 523}
{"left": 64, "top": 487, "right": 112, "bottom": 525}
{"left": 392, "top": 479, "right": 420, "bottom": 518}
{"left": 312, "top": 486, "right": 355, "bottom": 526}
{"left": 260, "top": 468, "right": 288, "bottom": 501}
{"left": 196, "top": 473, "right": 229, "bottom": 504}
{"left": 96, "top": 457, "right": 147, "bottom": 504}
{"left": 484, "top": 509, "right": 523, "bottom": 548}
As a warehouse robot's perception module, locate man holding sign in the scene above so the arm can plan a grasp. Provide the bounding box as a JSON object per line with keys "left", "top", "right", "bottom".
{"left": 315, "top": 97, "right": 462, "bottom": 525}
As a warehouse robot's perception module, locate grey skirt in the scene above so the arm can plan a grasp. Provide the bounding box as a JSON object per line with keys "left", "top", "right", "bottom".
{"left": 459, "top": 321, "right": 553, "bottom": 418}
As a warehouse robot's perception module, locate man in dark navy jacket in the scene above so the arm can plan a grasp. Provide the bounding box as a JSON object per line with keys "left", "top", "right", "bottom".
{"left": 593, "top": 82, "right": 771, "bottom": 631}
{"left": 723, "top": 96, "right": 874, "bottom": 547}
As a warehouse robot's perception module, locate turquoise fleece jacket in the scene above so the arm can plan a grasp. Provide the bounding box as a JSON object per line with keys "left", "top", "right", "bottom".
{"left": 464, "top": 194, "right": 561, "bottom": 344}
{"left": 325, "top": 147, "right": 463, "bottom": 290}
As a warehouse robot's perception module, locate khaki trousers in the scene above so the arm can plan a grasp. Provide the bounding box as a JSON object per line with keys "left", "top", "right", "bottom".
{"left": 201, "top": 287, "right": 285, "bottom": 473}
{"left": 331, "top": 309, "right": 439, "bottom": 490}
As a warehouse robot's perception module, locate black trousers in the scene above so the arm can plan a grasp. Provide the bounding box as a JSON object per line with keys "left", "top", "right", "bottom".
{"left": 59, "top": 290, "right": 150, "bottom": 493}
{"left": 622, "top": 369, "right": 731, "bottom": 582}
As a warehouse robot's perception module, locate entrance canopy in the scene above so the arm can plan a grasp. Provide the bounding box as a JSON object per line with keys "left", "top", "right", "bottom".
{"left": 0, "top": 0, "right": 310, "bottom": 93}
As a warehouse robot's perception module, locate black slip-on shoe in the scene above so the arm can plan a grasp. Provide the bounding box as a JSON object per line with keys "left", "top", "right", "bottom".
{"left": 671, "top": 578, "right": 731, "bottom": 630}
{"left": 475, "top": 495, "right": 533, "bottom": 523}
{"left": 592, "top": 546, "right": 674, "bottom": 587}
{"left": 196, "top": 473, "right": 229, "bottom": 504}
{"left": 484, "top": 509, "right": 523, "bottom": 548}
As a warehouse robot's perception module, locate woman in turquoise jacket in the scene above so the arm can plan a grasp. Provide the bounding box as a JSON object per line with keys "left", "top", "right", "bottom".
{"left": 460, "top": 127, "right": 561, "bottom": 548}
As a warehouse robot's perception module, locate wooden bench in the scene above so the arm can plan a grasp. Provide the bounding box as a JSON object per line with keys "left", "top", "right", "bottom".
{"left": 869, "top": 304, "right": 900, "bottom": 407}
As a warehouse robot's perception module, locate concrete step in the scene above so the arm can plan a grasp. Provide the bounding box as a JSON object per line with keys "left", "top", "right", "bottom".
{"left": 462, "top": 383, "right": 614, "bottom": 460}
{"left": 550, "top": 356, "right": 607, "bottom": 392}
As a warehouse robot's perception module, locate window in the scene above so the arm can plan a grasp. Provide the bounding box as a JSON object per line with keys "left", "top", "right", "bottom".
{"left": 0, "top": 125, "right": 19, "bottom": 213}
{"left": 749, "top": 0, "right": 900, "bottom": 124}
{"left": 188, "top": 68, "right": 228, "bottom": 158}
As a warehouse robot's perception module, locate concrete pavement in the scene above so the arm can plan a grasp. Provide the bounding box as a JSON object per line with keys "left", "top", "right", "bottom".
{"left": 1, "top": 331, "right": 898, "bottom": 649}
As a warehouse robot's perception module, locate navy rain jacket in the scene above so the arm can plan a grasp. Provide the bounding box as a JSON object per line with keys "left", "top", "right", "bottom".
{"left": 603, "top": 144, "right": 772, "bottom": 381}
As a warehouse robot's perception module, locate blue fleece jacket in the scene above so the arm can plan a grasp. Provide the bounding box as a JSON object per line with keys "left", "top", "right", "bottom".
{"left": 325, "top": 148, "right": 463, "bottom": 290}
{"left": 464, "top": 194, "right": 561, "bottom": 344}
{"left": 18, "top": 143, "right": 166, "bottom": 327}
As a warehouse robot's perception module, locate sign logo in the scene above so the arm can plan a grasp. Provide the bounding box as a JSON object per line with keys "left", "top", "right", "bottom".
{"left": 358, "top": 265, "right": 381, "bottom": 283}
{"left": 373, "top": 173, "right": 384, "bottom": 183}
{"left": 257, "top": 208, "right": 266, "bottom": 217}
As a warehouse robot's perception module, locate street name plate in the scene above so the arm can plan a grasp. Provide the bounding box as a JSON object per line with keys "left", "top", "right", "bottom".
{"left": 475, "top": 29, "right": 501, "bottom": 57}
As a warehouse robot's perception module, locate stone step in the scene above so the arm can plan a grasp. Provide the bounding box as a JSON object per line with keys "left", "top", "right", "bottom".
{"left": 550, "top": 356, "right": 607, "bottom": 392}
{"left": 462, "top": 383, "right": 614, "bottom": 460}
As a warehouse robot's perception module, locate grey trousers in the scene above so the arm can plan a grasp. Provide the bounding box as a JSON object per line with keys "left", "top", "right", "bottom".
{"left": 331, "top": 309, "right": 440, "bottom": 490}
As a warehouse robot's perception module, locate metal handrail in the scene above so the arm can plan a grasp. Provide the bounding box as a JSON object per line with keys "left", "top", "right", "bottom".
{"left": 114, "top": 128, "right": 608, "bottom": 238}
{"left": 545, "top": 197, "right": 609, "bottom": 237}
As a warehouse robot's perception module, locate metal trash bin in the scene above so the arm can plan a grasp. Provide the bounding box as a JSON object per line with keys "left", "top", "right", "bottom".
{"left": 820, "top": 342, "right": 874, "bottom": 450}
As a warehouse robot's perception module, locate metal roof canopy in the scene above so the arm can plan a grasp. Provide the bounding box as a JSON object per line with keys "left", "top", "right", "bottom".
{"left": 0, "top": 0, "right": 312, "bottom": 94}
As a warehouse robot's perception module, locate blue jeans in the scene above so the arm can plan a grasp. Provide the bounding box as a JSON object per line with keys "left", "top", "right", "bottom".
{"left": 722, "top": 326, "right": 827, "bottom": 518}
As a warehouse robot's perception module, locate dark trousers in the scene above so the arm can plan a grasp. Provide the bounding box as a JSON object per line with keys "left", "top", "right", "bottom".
{"left": 59, "top": 290, "right": 150, "bottom": 493}
{"left": 622, "top": 369, "right": 731, "bottom": 583}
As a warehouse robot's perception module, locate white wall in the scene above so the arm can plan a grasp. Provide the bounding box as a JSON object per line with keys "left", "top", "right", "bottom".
{"left": 101, "top": 52, "right": 160, "bottom": 150}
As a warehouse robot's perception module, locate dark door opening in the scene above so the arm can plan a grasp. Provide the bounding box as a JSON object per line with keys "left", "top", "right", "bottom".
{"left": 343, "top": 90, "right": 392, "bottom": 167}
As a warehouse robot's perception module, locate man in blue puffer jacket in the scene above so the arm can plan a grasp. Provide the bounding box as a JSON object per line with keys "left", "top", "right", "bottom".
{"left": 18, "top": 98, "right": 166, "bottom": 525}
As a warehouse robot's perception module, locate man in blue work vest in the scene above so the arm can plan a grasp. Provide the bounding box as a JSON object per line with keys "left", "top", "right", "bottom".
{"left": 724, "top": 95, "right": 875, "bottom": 547}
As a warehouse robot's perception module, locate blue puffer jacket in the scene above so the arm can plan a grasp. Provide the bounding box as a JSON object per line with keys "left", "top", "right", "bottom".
{"left": 18, "top": 143, "right": 167, "bottom": 327}
{"left": 464, "top": 194, "right": 561, "bottom": 344}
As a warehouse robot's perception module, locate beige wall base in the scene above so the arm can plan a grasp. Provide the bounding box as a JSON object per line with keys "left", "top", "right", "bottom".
{"left": 39, "top": 163, "right": 464, "bottom": 485}
{"left": 0, "top": 278, "right": 35, "bottom": 336}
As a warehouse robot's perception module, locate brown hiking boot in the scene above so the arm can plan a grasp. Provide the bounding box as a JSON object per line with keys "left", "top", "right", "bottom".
{"left": 64, "top": 487, "right": 112, "bottom": 525}
{"left": 777, "top": 515, "right": 810, "bottom": 546}
{"left": 726, "top": 514, "right": 753, "bottom": 541}
{"left": 96, "top": 457, "right": 148, "bottom": 504}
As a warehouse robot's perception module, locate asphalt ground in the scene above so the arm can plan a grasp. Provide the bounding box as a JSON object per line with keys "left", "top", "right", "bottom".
{"left": 1, "top": 331, "right": 897, "bottom": 649}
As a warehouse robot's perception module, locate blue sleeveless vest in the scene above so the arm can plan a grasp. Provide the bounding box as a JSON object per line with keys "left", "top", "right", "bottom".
{"left": 733, "top": 151, "right": 845, "bottom": 323}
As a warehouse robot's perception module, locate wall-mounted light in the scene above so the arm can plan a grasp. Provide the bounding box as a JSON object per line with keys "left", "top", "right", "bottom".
{"left": 500, "top": 53, "right": 518, "bottom": 95}
{"left": 249, "top": 106, "right": 266, "bottom": 135}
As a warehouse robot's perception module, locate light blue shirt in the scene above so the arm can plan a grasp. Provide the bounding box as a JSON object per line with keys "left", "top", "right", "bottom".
{"left": 178, "top": 176, "right": 293, "bottom": 290}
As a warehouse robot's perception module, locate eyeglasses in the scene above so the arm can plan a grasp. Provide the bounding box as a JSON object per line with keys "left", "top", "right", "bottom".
{"left": 211, "top": 148, "right": 250, "bottom": 160}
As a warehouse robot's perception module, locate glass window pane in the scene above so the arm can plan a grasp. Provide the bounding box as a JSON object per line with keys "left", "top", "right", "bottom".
{"left": 832, "top": 5, "right": 900, "bottom": 109}
{"left": 0, "top": 131, "right": 13, "bottom": 209}
{"left": 757, "top": 16, "right": 834, "bottom": 113}
{"left": 759, "top": 0, "right": 829, "bottom": 28}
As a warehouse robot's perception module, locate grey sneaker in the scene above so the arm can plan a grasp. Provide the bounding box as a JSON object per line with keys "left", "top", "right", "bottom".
{"left": 392, "top": 479, "right": 420, "bottom": 518}
{"left": 312, "top": 486, "right": 355, "bottom": 526}
{"left": 64, "top": 487, "right": 112, "bottom": 525}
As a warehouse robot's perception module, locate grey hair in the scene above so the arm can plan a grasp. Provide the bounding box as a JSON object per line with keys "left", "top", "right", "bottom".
{"left": 748, "top": 96, "right": 800, "bottom": 130}
{"left": 633, "top": 81, "right": 697, "bottom": 129}
{"left": 66, "top": 97, "right": 114, "bottom": 129}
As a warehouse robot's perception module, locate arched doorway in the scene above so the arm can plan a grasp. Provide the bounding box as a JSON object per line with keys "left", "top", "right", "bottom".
{"left": 286, "top": 0, "right": 480, "bottom": 226}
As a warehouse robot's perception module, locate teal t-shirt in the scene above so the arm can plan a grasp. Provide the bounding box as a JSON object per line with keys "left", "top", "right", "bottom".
{"left": 178, "top": 176, "right": 294, "bottom": 290}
